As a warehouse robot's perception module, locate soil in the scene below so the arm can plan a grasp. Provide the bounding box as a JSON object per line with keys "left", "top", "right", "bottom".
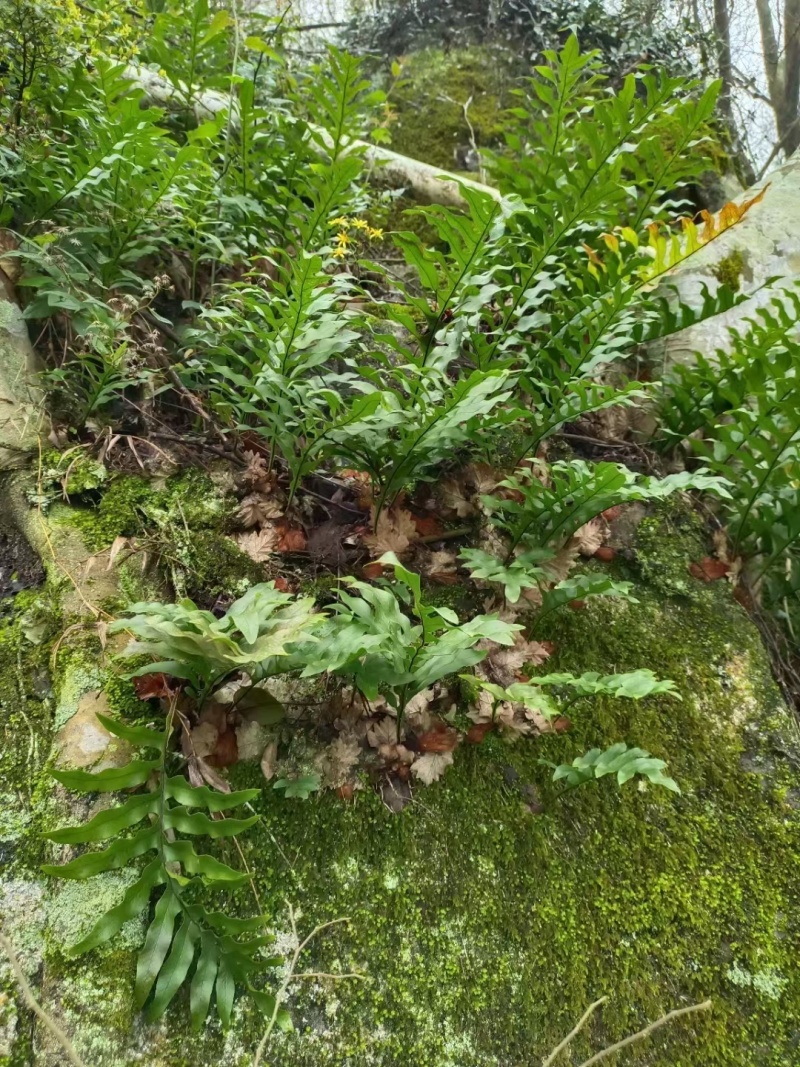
{"left": 0, "top": 520, "right": 44, "bottom": 601}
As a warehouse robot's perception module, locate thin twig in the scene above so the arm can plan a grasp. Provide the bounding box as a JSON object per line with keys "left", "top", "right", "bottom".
{"left": 252, "top": 907, "right": 363, "bottom": 1067}
{"left": 0, "top": 932, "right": 89, "bottom": 1067}
{"left": 542, "top": 998, "right": 607, "bottom": 1067}
{"left": 575, "top": 999, "right": 712, "bottom": 1067}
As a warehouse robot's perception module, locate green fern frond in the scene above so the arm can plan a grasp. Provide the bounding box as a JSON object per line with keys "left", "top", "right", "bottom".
{"left": 42, "top": 713, "right": 283, "bottom": 1030}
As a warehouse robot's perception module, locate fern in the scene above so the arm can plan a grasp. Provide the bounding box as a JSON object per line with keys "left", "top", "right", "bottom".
{"left": 546, "top": 742, "right": 680, "bottom": 794}
{"left": 658, "top": 290, "right": 800, "bottom": 599}
{"left": 43, "top": 713, "right": 288, "bottom": 1031}
{"left": 484, "top": 460, "right": 731, "bottom": 556}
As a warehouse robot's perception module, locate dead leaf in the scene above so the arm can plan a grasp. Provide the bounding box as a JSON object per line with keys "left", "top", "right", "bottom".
{"left": 362, "top": 561, "right": 384, "bottom": 580}
{"left": 238, "top": 491, "right": 284, "bottom": 528}
{"left": 336, "top": 782, "right": 355, "bottom": 801}
{"left": 107, "top": 535, "right": 129, "bottom": 569}
{"left": 711, "top": 527, "right": 730, "bottom": 563}
{"left": 236, "top": 527, "right": 279, "bottom": 562}
{"left": 485, "top": 633, "right": 551, "bottom": 687}
{"left": 195, "top": 757, "right": 231, "bottom": 792}
{"left": 411, "top": 751, "right": 454, "bottom": 785}
{"left": 542, "top": 542, "right": 580, "bottom": 584}
{"left": 466, "top": 462, "right": 500, "bottom": 497}
{"left": 133, "top": 672, "right": 178, "bottom": 701}
{"left": 553, "top": 715, "right": 572, "bottom": 733}
{"left": 438, "top": 476, "right": 474, "bottom": 517}
{"left": 367, "top": 716, "right": 399, "bottom": 749}
{"left": 276, "top": 523, "right": 307, "bottom": 552}
{"left": 575, "top": 518, "right": 606, "bottom": 557}
{"left": 417, "top": 721, "right": 459, "bottom": 753}
{"left": 273, "top": 576, "right": 292, "bottom": 592}
{"left": 241, "top": 450, "right": 274, "bottom": 493}
{"left": 318, "top": 735, "right": 361, "bottom": 788}
{"left": 206, "top": 727, "right": 239, "bottom": 768}
{"left": 189, "top": 722, "right": 218, "bottom": 759}
{"left": 594, "top": 546, "right": 616, "bottom": 562}
{"left": 413, "top": 514, "right": 444, "bottom": 538}
{"left": 689, "top": 557, "right": 730, "bottom": 582}
{"left": 364, "top": 507, "right": 419, "bottom": 557}
{"left": 235, "top": 720, "right": 266, "bottom": 761}
{"left": 465, "top": 722, "right": 494, "bottom": 744}
{"left": 421, "top": 548, "right": 458, "bottom": 584}
{"left": 260, "top": 739, "right": 278, "bottom": 782}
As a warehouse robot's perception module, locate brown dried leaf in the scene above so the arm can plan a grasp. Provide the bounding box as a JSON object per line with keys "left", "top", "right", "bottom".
{"left": 410, "top": 751, "right": 454, "bottom": 785}
{"left": 189, "top": 722, "right": 219, "bottom": 759}
{"left": 575, "top": 518, "right": 606, "bottom": 558}
{"left": 420, "top": 548, "right": 458, "bottom": 584}
{"left": 238, "top": 492, "right": 284, "bottom": 528}
{"left": 318, "top": 735, "right": 361, "bottom": 788}
{"left": 367, "top": 716, "right": 398, "bottom": 749}
{"left": 260, "top": 739, "right": 278, "bottom": 782}
{"left": 107, "top": 535, "right": 129, "bottom": 570}
{"left": 364, "top": 507, "right": 419, "bottom": 557}
{"left": 689, "top": 557, "right": 730, "bottom": 582}
{"left": 466, "top": 462, "right": 500, "bottom": 497}
{"left": 276, "top": 523, "right": 307, "bottom": 552}
{"left": 236, "top": 526, "right": 279, "bottom": 562}
{"left": 417, "top": 721, "right": 459, "bottom": 753}
{"left": 241, "top": 450, "right": 274, "bottom": 493}
{"left": 485, "top": 634, "right": 552, "bottom": 687}
{"left": 133, "top": 672, "right": 177, "bottom": 701}
{"left": 438, "top": 476, "right": 474, "bottom": 518}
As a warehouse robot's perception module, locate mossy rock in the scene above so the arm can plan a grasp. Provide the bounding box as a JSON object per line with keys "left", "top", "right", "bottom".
{"left": 0, "top": 505, "right": 798, "bottom": 1065}
{"left": 388, "top": 46, "right": 521, "bottom": 171}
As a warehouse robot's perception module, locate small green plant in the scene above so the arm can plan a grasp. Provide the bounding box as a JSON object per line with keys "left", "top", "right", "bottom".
{"left": 657, "top": 291, "right": 800, "bottom": 627}
{"left": 483, "top": 461, "right": 731, "bottom": 558}
{"left": 109, "top": 583, "right": 324, "bottom": 709}
{"left": 302, "top": 553, "right": 520, "bottom": 734}
{"left": 273, "top": 773, "right": 322, "bottom": 800}
{"left": 544, "top": 742, "right": 680, "bottom": 794}
{"left": 43, "top": 711, "right": 289, "bottom": 1030}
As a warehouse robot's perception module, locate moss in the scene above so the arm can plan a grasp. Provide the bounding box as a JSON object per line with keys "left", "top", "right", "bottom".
{"left": 713, "top": 249, "right": 747, "bottom": 292}
{"left": 389, "top": 47, "right": 519, "bottom": 171}
{"left": 161, "top": 527, "right": 265, "bottom": 604}
{"left": 3, "top": 504, "right": 800, "bottom": 1066}
{"left": 68, "top": 467, "right": 234, "bottom": 552}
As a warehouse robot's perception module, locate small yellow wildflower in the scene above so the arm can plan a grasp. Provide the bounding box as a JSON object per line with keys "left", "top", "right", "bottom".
{"left": 158, "top": 68, "right": 167, "bottom": 78}
{"left": 350, "top": 218, "right": 370, "bottom": 231}
{"left": 335, "top": 231, "right": 353, "bottom": 247}
{"left": 329, "top": 216, "right": 350, "bottom": 228}
{"left": 368, "top": 227, "right": 384, "bottom": 241}
{"left": 332, "top": 245, "right": 348, "bottom": 258}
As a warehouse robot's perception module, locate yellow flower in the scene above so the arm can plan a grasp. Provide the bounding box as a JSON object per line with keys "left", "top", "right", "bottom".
{"left": 329, "top": 216, "right": 350, "bottom": 228}
{"left": 335, "top": 230, "right": 353, "bottom": 246}
{"left": 332, "top": 245, "right": 348, "bottom": 258}
{"left": 158, "top": 68, "right": 167, "bottom": 78}
{"left": 368, "top": 227, "right": 384, "bottom": 241}
{"left": 350, "top": 218, "right": 369, "bottom": 231}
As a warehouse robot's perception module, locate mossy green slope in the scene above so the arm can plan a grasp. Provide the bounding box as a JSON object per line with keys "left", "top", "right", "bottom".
{"left": 2, "top": 500, "right": 799, "bottom": 1066}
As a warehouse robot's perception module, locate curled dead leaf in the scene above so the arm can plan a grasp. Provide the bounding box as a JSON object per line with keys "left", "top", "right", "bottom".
{"left": 238, "top": 492, "right": 284, "bottom": 528}
{"left": 133, "top": 672, "right": 179, "bottom": 701}
{"left": 594, "top": 546, "right": 616, "bottom": 562}
{"left": 260, "top": 739, "right": 278, "bottom": 782}
{"left": 465, "top": 721, "right": 494, "bottom": 744}
{"left": 689, "top": 557, "right": 730, "bottom": 582}
{"left": 417, "top": 721, "right": 459, "bottom": 754}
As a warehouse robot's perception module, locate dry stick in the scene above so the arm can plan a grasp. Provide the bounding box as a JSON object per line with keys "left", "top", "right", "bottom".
{"left": 0, "top": 932, "right": 89, "bottom": 1067}
{"left": 544, "top": 998, "right": 712, "bottom": 1067}
{"left": 575, "top": 1000, "right": 712, "bottom": 1067}
{"left": 252, "top": 906, "right": 365, "bottom": 1067}
{"left": 542, "top": 998, "right": 607, "bottom": 1067}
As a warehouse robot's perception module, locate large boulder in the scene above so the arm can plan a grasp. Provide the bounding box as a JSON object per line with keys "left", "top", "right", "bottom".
{"left": 0, "top": 501, "right": 799, "bottom": 1066}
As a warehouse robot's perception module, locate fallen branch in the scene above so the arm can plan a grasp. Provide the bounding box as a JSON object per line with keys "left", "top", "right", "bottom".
{"left": 0, "top": 932, "right": 89, "bottom": 1067}
{"left": 542, "top": 997, "right": 712, "bottom": 1067}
